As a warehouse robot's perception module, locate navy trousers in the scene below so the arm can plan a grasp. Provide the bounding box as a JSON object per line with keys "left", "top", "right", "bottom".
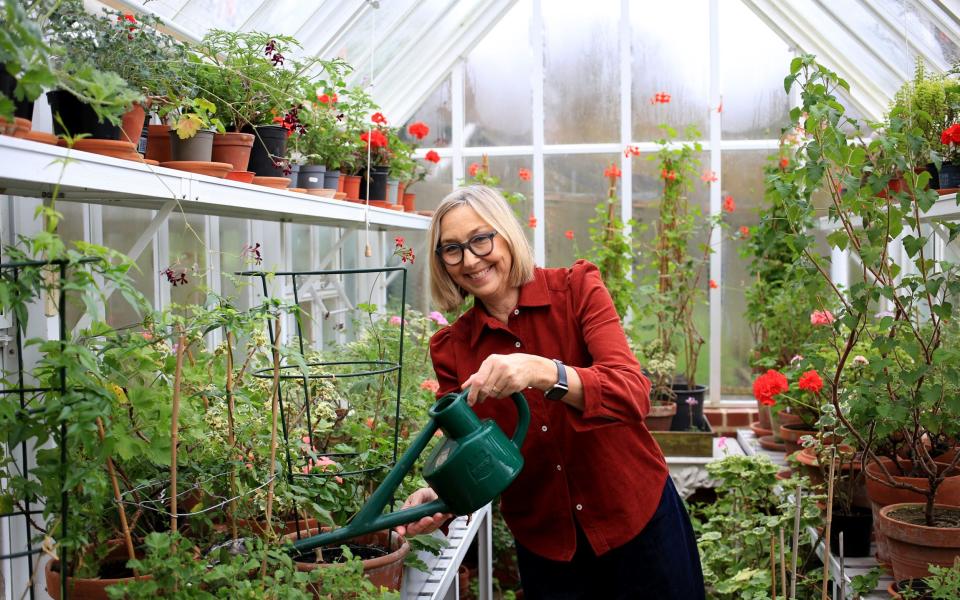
{"left": 515, "top": 477, "right": 705, "bottom": 599}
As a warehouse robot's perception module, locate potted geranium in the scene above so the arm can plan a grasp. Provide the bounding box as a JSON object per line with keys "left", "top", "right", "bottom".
{"left": 776, "top": 55, "right": 960, "bottom": 581}
{"left": 940, "top": 122, "right": 960, "bottom": 189}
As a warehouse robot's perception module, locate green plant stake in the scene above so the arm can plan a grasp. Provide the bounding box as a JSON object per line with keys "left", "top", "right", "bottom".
{"left": 291, "top": 389, "right": 529, "bottom": 553}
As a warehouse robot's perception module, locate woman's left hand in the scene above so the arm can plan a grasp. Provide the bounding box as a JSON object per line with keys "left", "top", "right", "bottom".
{"left": 461, "top": 353, "right": 550, "bottom": 406}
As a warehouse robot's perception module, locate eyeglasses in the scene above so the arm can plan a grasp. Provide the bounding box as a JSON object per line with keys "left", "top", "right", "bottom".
{"left": 435, "top": 231, "right": 498, "bottom": 266}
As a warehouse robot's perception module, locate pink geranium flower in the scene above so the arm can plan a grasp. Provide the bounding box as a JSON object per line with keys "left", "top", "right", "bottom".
{"left": 429, "top": 311, "right": 449, "bottom": 325}
{"left": 810, "top": 310, "right": 835, "bottom": 326}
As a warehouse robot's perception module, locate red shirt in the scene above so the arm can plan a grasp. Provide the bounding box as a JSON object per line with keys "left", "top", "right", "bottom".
{"left": 430, "top": 260, "right": 668, "bottom": 561}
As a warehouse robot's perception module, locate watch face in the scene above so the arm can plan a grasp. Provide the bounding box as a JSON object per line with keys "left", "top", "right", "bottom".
{"left": 545, "top": 385, "right": 568, "bottom": 401}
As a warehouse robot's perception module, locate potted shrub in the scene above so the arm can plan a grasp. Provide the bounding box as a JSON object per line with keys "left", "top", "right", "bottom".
{"left": 160, "top": 97, "right": 226, "bottom": 169}
{"left": 776, "top": 54, "right": 960, "bottom": 581}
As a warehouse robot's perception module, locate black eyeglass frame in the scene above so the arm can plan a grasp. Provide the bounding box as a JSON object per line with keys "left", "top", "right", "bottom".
{"left": 434, "top": 231, "right": 498, "bottom": 266}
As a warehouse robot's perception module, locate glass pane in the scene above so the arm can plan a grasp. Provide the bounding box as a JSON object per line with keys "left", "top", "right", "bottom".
{"left": 168, "top": 213, "right": 208, "bottom": 308}
{"left": 719, "top": 1, "right": 792, "bottom": 139}
{"left": 866, "top": 0, "right": 959, "bottom": 68}
{"left": 406, "top": 157, "right": 453, "bottom": 212}
{"left": 219, "top": 217, "right": 253, "bottom": 310}
{"left": 631, "top": 0, "right": 709, "bottom": 142}
{"left": 57, "top": 203, "right": 85, "bottom": 332}
{"left": 103, "top": 207, "right": 155, "bottom": 329}
{"left": 464, "top": 0, "right": 533, "bottom": 147}
{"left": 401, "top": 76, "right": 452, "bottom": 148}
{"left": 544, "top": 153, "right": 619, "bottom": 268}
{"left": 462, "top": 156, "right": 534, "bottom": 246}
{"left": 544, "top": 0, "right": 620, "bottom": 144}
{"left": 126, "top": 0, "right": 191, "bottom": 20}
{"left": 338, "top": 0, "right": 431, "bottom": 73}
{"left": 174, "top": 0, "right": 265, "bottom": 39}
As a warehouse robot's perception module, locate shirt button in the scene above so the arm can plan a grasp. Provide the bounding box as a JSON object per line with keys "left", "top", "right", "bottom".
{"left": 513, "top": 309, "right": 520, "bottom": 315}
{"left": 541, "top": 425, "right": 548, "bottom": 432}
{"left": 556, "top": 464, "right": 562, "bottom": 471}
{"left": 576, "top": 504, "right": 583, "bottom": 511}
{"left": 514, "top": 341, "right": 521, "bottom": 348}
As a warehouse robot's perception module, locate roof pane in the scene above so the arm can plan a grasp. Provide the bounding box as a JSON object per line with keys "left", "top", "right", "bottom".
{"left": 170, "top": 0, "right": 265, "bottom": 39}
{"left": 871, "top": 0, "right": 960, "bottom": 67}
{"left": 240, "top": 0, "right": 317, "bottom": 36}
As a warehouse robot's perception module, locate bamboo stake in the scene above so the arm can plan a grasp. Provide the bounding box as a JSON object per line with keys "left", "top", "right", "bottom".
{"left": 839, "top": 531, "right": 845, "bottom": 600}
{"left": 791, "top": 482, "right": 802, "bottom": 599}
{"left": 780, "top": 526, "right": 787, "bottom": 599}
{"left": 822, "top": 448, "right": 837, "bottom": 600}
{"left": 96, "top": 417, "right": 139, "bottom": 578}
{"left": 770, "top": 533, "right": 777, "bottom": 600}
{"left": 170, "top": 329, "right": 186, "bottom": 533}
{"left": 261, "top": 317, "right": 282, "bottom": 577}
{"left": 225, "top": 331, "right": 238, "bottom": 542}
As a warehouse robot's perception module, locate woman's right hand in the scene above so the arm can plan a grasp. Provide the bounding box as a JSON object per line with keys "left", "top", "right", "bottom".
{"left": 394, "top": 487, "right": 452, "bottom": 537}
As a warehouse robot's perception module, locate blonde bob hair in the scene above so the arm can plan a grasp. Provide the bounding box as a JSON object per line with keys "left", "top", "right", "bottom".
{"left": 428, "top": 185, "right": 535, "bottom": 311}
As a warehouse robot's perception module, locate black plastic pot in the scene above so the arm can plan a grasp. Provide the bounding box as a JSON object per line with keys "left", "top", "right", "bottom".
{"left": 939, "top": 162, "right": 960, "bottom": 190}
{"left": 829, "top": 505, "right": 872, "bottom": 557}
{"left": 358, "top": 165, "right": 390, "bottom": 201}
{"left": 298, "top": 164, "right": 327, "bottom": 189}
{"left": 667, "top": 384, "right": 707, "bottom": 432}
{"left": 46, "top": 90, "right": 120, "bottom": 140}
{"left": 244, "top": 124, "right": 288, "bottom": 177}
{"left": 925, "top": 163, "right": 940, "bottom": 191}
{"left": 0, "top": 70, "right": 34, "bottom": 120}
{"left": 323, "top": 169, "right": 340, "bottom": 190}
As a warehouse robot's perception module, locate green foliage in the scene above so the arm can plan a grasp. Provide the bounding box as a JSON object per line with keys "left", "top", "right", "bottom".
{"left": 889, "top": 57, "right": 960, "bottom": 163}
{"left": 0, "top": 0, "right": 57, "bottom": 120}
{"left": 693, "top": 455, "right": 823, "bottom": 600}
{"left": 581, "top": 180, "right": 635, "bottom": 320}
{"left": 288, "top": 64, "right": 355, "bottom": 169}
{"left": 780, "top": 54, "right": 960, "bottom": 525}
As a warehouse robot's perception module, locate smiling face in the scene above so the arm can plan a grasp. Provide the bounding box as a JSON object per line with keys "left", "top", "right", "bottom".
{"left": 438, "top": 205, "right": 514, "bottom": 307}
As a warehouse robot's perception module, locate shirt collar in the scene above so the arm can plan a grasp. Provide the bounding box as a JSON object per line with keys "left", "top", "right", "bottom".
{"left": 467, "top": 268, "right": 549, "bottom": 347}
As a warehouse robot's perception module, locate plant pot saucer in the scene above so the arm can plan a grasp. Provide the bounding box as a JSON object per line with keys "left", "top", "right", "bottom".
{"left": 0, "top": 116, "right": 31, "bottom": 137}
{"left": 775, "top": 468, "right": 794, "bottom": 481}
{"left": 758, "top": 434, "right": 785, "bottom": 452}
{"left": 333, "top": 192, "right": 347, "bottom": 200}
{"left": 288, "top": 187, "right": 308, "bottom": 194}
{"left": 225, "top": 170, "right": 255, "bottom": 183}
{"left": 251, "top": 176, "right": 291, "bottom": 189}
{"left": 160, "top": 161, "right": 233, "bottom": 178}
{"left": 750, "top": 421, "right": 773, "bottom": 438}
{"left": 386, "top": 204, "right": 404, "bottom": 211}
{"left": 937, "top": 187, "right": 958, "bottom": 196}
{"left": 70, "top": 138, "right": 140, "bottom": 161}
{"left": 306, "top": 188, "right": 336, "bottom": 198}
{"left": 24, "top": 130, "right": 59, "bottom": 145}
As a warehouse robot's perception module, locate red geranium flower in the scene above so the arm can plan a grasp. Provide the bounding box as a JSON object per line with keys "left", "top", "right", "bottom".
{"left": 425, "top": 150, "right": 441, "bottom": 163}
{"left": 752, "top": 369, "right": 788, "bottom": 406}
{"left": 528, "top": 215, "right": 537, "bottom": 228}
{"left": 407, "top": 121, "right": 429, "bottom": 140}
{"left": 779, "top": 156, "right": 789, "bottom": 169}
{"left": 518, "top": 168, "right": 531, "bottom": 181}
{"left": 371, "top": 112, "right": 387, "bottom": 125}
{"left": 941, "top": 124, "right": 960, "bottom": 145}
{"left": 798, "top": 370, "right": 823, "bottom": 394}
{"left": 623, "top": 145, "right": 640, "bottom": 157}
{"left": 604, "top": 164, "right": 621, "bottom": 179}
{"left": 468, "top": 162, "right": 480, "bottom": 177}
{"left": 317, "top": 93, "right": 338, "bottom": 105}
{"left": 661, "top": 169, "right": 677, "bottom": 181}
{"left": 360, "top": 130, "right": 388, "bottom": 148}
{"left": 651, "top": 92, "right": 671, "bottom": 104}
{"left": 723, "top": 195, "right": 735, "bottom": 212}
{"left": 121, "top": 13, "right": 136, "bottom": 22}
{"left": 564, "top": 230, "right": 574, "bottom": 240}
{"left": 709, "top": 279, "right": 718, "bottom": 289}
{"left": 739, "top": 225, "right": 750, "bottom": 238}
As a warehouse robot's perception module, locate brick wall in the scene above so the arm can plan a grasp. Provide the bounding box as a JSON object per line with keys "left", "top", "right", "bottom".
{"left": 704, "top": 406, "right": 759, "bottom": 437}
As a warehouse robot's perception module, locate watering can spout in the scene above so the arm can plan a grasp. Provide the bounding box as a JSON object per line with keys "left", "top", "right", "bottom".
{"left": 290, "top": 389, "right": 529, "bottom": 554}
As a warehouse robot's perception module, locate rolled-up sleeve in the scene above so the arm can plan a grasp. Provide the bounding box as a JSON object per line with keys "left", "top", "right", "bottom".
{"left": 567, "top": 261, "right": 651, "bottom": 429}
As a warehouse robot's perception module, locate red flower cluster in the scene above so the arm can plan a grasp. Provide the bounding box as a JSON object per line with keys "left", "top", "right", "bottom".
{"left": 661, "top": 169, "right": 677, "bottom": 181}
{"left": 651, "top": 92, "right": 671, "bottom": 104}
{"left": 798, "top": 369, "right": 823, "bottom": 394}
{"left": 361, "top": 129, "right": 388, "bottom": 148}
{"left": 317, "top": 92, "right": 338, "bottom": 105}
{"left": 700, "top": 170, "right": 717, "bottom": 183}
{"left": 394, "top": 236, "right": 415, "bottom": 263}
{"left": 371, "top": 112, "right": 387, "bottom": 125}
{"left": 722, "top": 195, "right": 735, "bottom": 212}
{"left": 564, "top": 230, "right": 574, "bottom": 240}
{"left": 739, "top": 225, "right": 750, "bottom": 238}
{"left": 779, "top": 156, "right": 789, "bottom": 169}
{"left": 941, "top": 124, "right": 960, "bottom": 145}
{"left": 468, "top": 162, "right": 480, "bottom": 177}
{"left": 624, "top": 145, "right": 641, "bottom": 158}
{"left": 121, "top": 13, "right": 136, "bottom": 22}
{"left": 709, "top": 279, "right": 718, "bottom": 289}
{"left": 407, "top": 121, "right": 429, "bottom": 140}
{"left": 604, "top": 164, "right": 621, "bottom": 179}
{"left": 528, "top": 215, "right": 537, "bottom": 228}
{"left": 425, "top": 150, "right": 440, "bottom": 163}
{"left": 518, "top": 168, "right": 531, "bottom": 181}
{"left": 753, "top": 369, "right": 788, "bottom": 406}
{"left": 273, "top": 106, "right": 306, "bottom": 137}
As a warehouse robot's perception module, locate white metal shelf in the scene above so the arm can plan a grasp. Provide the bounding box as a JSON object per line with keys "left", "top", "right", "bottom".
{"left": 0, "top": 135, "right": 430, "bottom": 231}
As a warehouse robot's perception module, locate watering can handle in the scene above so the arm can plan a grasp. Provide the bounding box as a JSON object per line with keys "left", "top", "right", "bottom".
{"left": 510, "top": 392, "right": 530, "bottom": 450}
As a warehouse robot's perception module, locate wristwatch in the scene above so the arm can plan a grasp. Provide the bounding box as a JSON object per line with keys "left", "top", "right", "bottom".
{"left": 544, "top": 358, "right": 569, "bottom": 401}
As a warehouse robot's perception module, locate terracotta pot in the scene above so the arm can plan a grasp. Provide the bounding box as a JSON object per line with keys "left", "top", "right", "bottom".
{"left": 212, "top": 132, "right": 255, "bottom": 172}
{"left": 877, "top": 502, "right": 960, "bottom": 581}
{"left": 159, "top": 160, "right": 232, "bottom": 178}
{"left": 145, "top": 125, "right": 171, "bottom": 163}
{"left": 336, "top": 172, "right": 346, "bottom": 194}
{"left": 934, "top": 447, "right": 960, "bottom": 466}
{"left": 25, "top": 130, "right": 58, "bottom": 145}
{"left": 757, "top": 402, "right": 772, "bottom": 430}
{"left": 287, "top": 526, "right": 409, "bottom": 595}
{"left": 645, "top": 401, "right": 677, "bottom": 432}
{"left": 251, "top": 176, "right": 291, "bottom": 189}
{"left": 44, "top": 544, "right": 146, "bottom": 600}
{"left": 71, "top": 139, "right": 140, "bottom": 161}
{"left": 865, "top": 457, "right": 960, "bottom": 564}
{"left": 0, "top": 116, "right": 31, "bottom": 137}
{"left": 225, "top": 170, "right": 256, "bottom": 183}
{"left": 793, "top": 445, "right": 858, "bottom": 487}
{"left": 396, "top": 181, "right": 406, "bottom": 206}
{"left": 237, "top": 516, "right": 318, "bottom": 537}
{"left": 779, "top": 422, "right": 817, "bottom": 455}
{"left": 402, "top": 192, "right": 417, "bottom": 212}
{"left": 343, "top": 174, "right": 362, "bottom": 201}
{"left": 776, "top": 410, "right": 802, "bottom": 427}
{"left": 120, "top": 103, "right": 146, "bottom": 146}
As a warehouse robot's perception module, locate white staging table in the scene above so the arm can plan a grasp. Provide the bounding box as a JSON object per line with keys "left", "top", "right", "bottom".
{"left": 666, "top": 436, "right": 746, "bottom": 498}
{"left": 738, "top": 430, "right": 891, "bottom": 599}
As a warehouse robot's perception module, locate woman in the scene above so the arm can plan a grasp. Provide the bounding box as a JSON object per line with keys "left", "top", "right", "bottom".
{"left": 397, "top": 185, "right": 704, "bottom": 599}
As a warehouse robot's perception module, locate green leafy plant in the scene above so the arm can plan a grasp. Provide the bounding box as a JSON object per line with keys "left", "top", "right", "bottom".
{"left": 165, "top": 97, "right": 225, "bottom": 139}
{"left": 0, "top": 0, "right": 57, "bottom": 120}
{"left": 581, "top": 164, "right": 635, "bottom": 320}
{"left": 889, "top": 57, "right": 960, "bottom": 165}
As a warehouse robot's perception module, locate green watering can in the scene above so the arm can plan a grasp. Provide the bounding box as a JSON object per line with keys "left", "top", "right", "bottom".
{"left": 290, "top": 389, "right": 530, "bottom": 554}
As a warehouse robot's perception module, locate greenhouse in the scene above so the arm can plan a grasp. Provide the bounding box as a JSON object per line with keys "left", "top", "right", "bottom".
{"left": 1, "top": 0, "right": 959, "bottom": 598}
